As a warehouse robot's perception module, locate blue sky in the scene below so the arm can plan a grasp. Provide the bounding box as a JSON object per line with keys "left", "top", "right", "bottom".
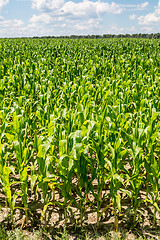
{"left": 0, "top": 0, "right": 160, "bottom": 37}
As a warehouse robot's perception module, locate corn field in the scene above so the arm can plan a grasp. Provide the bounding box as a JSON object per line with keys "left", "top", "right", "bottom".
{"left": 0, "top": 38, "right": 160, "bottom": 230}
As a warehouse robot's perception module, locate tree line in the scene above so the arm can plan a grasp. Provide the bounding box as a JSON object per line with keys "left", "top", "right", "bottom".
{"left": 32, "top": 33, "right": 160, "bottom": 39}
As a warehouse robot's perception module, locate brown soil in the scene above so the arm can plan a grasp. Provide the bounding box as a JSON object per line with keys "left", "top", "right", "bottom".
{"left": 0, "top": 185, "right": 160, "bottom": 240}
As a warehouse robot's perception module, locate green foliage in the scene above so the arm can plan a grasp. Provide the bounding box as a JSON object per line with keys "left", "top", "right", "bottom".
{"left": 0, "top": 38, "right": 159, "bottom": 230}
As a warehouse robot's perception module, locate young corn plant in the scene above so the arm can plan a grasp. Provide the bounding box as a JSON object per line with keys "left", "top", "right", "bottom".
{"left": 106, "top": 136, "right": 125, "bottom": 231}
{"left": 0, "top": 165, "right": 19, "bottom": 228}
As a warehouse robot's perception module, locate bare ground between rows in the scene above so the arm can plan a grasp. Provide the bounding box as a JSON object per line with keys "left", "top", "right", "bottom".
{"left": 0, "top": 185, "right": 160, "bottom": 240}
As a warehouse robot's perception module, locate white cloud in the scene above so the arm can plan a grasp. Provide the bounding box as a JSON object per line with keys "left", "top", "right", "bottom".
{"left": 31, "top": 0, "right": 64, "bottom": 11}
{"left": 61, "top": 1, "right": 123, "bottom": 17}
{"left": 12, "top": 19, "right": 24, "bottom": 27}
{"left": 0, "top": 0, "right": 9, "bottom": 10}
{"left": 141, "top": 26, "right": 153, "bottom": 33}
{"left": 31, "top": 0, "right": 123, "bottom": 17}
{"left": 29, "top": 0, "right": 124, "bottom": 34}
{"left": 30, "top": 13, "right": 53, "bottom": 24}
{"left": 0, "top": 17, "right": 26, "bottom": 37}
{"left": 129, "top": 14, "right": 137, "bottom": 20}
{"left": 137, "top": 2, "right": 149, "bottom": 10}
{"left": 29, "top": 0, "right": 151, "bottom": 30}
{"left": 74, "top": 18, "right": 101, "bottom": 31}
{"left": 105, "top": 25, "right": 137, "bottom": 34}
{"left": 0, "top": 18, "right": 24, "bottom": 27}
{"left": 138, "top": 1, "right": 160, "bottom": 25}
{"left": 119, "top": 2, "right": 149, "bottom": 10}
